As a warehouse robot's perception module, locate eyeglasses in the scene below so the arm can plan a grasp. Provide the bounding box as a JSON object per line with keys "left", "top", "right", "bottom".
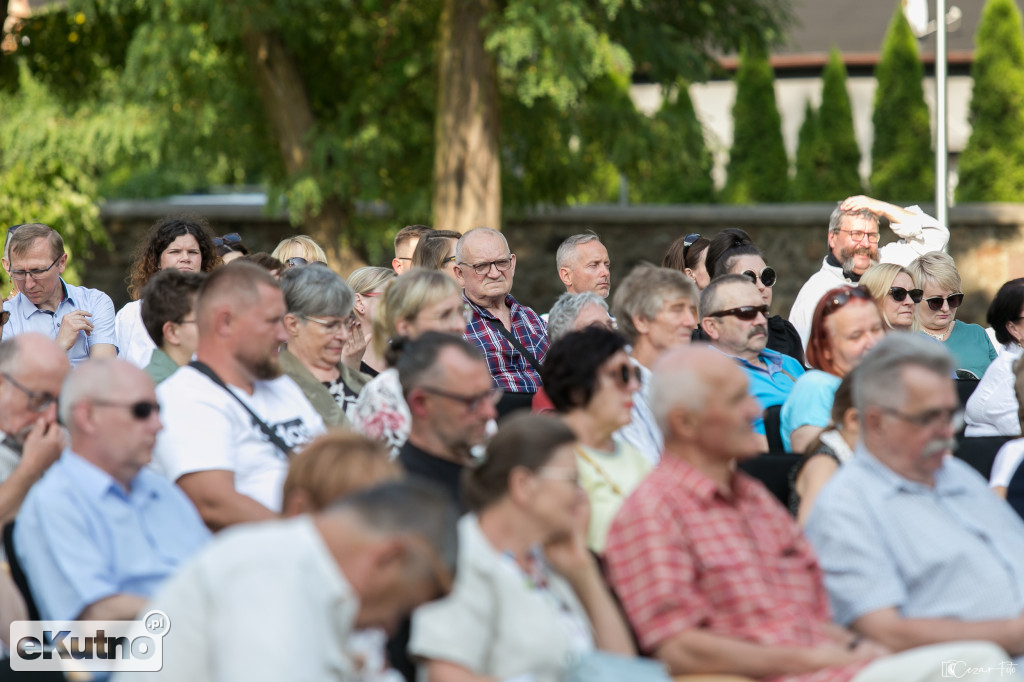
{"left": 837, "top": 228, "right": 880, "bottom": 244}
{"left": 285, "top": 257, "right": 308, "bottom": 268}
{"left": 682, "top": 233, "right": 702, "bottom": 260}
{"left": 822, "top": 286, "right": 874, "bottom": 317}
{"left": 888, "top": 287, "right": 923, "bottom": 303}
{"left": 302, "top": 314, "right": 358, "bottom": 334}
{"left": 708, "top": 304, "right": 771, "bottom": 321}
{"left": 457, "top": 255, "right": 514, "bottom": 276}
{"left": 608, "top": 363, "right": 642, "bottom": 389}
{"left": 923, "top": 293, "right": 964, "bottom": 311}
{"left": 213, "top": 233, "right": 242, "bottom": 247}
{"left": 90, "top": 399, "right": 161, "bottom": 420}
{"left": 9, "top": 255, "right": 62, "bottom": 282}
{"left": 742, "top": 267, "right": 777, "bottom": 288}
{"left": 1, "top": 371, "right": 58, "bottom": 412}
{"left": 419, "top": 385, "right": 503, "bottom": 412}
{"left": 879, "top": 406, "right": 964, "bottom": 430}
{"left": 420, "top": 303, "right": 473, "bottom": 325}
{"left": 536, "top": 467, "right": 581, "bottom": 487}
{"left": 441, "top": 256, "right": 456, "bottom": 265}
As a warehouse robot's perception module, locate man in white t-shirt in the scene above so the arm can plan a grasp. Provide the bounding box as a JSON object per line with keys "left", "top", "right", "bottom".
{"left": 152, "top": 262, "right": 325, "bottom": 529}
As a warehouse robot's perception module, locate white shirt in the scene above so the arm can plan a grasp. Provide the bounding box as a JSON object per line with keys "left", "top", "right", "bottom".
{"left": 114, "top": 516, "right": 358, "bottom": 682}
{"left": 115, "top": 300, "right": 157, "bottom": 368}
{"left": 152, "top": 366, "right": 325, "bottom": 511}
{"left": 991, "top": 438, "right": 1024, "bottom": 488}
{"left": 965, "top": 344, "right": 1023, "bottom": 437}
{"left": 613, "top": 359, "right": 662, "bottom": 465}
{"left": 788, "top": 206, "right": 949, "bottom": 348}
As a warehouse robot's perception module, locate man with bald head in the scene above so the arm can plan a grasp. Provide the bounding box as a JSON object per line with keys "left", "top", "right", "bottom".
{"left": 456, "top": 228, "right": 548, "bottom": 415}
{"left": 603, "top": 346, "right": 1007, "bottom": 680}
{"left": 14, "top": 359, "right": 209, "bottom": 622}
{"left": 153, "top": 262, "right": 325, "bottom": 530}
{"left": 0, "top": 333, "right": 69, "bottom": 523}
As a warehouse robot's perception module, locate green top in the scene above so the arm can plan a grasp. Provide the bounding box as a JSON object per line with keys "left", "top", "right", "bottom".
{"left": 279, "top": 348, "right": 370, "bottom": 428}
{"left": 942, "top": 320, "right": 998, "bottom": 379}
{"left": 145, "top": 348, "right": 181, "bottom": 386}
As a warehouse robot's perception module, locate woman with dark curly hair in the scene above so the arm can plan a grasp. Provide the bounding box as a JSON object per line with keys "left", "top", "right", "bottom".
{"left": 115, "top": 215, "right": 221, "bottom": 367}
{"left": 541, "top": 325, "right": 652, "bottom": 552}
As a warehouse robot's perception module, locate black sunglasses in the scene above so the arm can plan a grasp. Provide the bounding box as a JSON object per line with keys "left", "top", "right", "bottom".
{"left": 92, "top": 399, "right": 161, "bottom": 420}
{"left": 889, "top": 286, "right": 923, "bottom": 303}
{"left": 708, "top": 304, "right": 771, "bottom": 321}
{"left": 682, "top": 233, "right": 702, "bottom": 260}
{"left": 742, "top": 267, "right": 776, "bottom": 288}
{"left": 285, "top": 257, "right": 308, "bottom": 268}
{"left": 924, "top": 293, "right": 964, "bottom": 311}
{"left": 822, "top": 286, "right": 874, "bottom": 316}
{"left": 611, "top": 364, "right": 643, "bottom": 388}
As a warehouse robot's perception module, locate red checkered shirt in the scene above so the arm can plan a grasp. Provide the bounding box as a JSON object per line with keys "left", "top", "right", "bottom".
{"left": 604, "top": 454, "right": 869, "bottom": 682}
{"left": 463, "top": 293, "right": 548, "bottom": 393}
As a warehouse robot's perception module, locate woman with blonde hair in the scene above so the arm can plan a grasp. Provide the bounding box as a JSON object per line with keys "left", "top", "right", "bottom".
{"left": 271, "top": 234, "right": 328, "bottom": 268}
{"left": 347, "top": 266, "right": 398, "bottom": 376}
{"left": 350, "top": 269, "right": 469, "bottom": 454}
{"left": 859, "top": 262, "right": 920, "bottom": 331}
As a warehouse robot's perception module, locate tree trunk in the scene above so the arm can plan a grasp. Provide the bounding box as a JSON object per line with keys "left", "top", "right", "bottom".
{"left": 241, "top": 29, "right": 365, "bottom": 273}
{"left": 432, "top": 0, "right": 501, "bottom": 233}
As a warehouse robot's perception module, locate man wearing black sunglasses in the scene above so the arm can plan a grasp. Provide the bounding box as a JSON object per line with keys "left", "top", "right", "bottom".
{"left": 789, "top": 195, "right": 949, "bottom": 349}
{"left": 14, "top": 359, "right": 211, "bottom": 623}
{"left": 700, "top": 276, "right": 805, "bottom": 452}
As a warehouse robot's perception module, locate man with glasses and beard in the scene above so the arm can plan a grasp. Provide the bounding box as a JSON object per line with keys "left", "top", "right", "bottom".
{"left": 789, "top": 195, "right": 948, "bottom": 349}
{"left": 152, "top": 263, "right": 325, "bottom": 529}
{"left": 699, "top": 275, "right": 804, "bottom": 452}
{"left": 805, "top": 334, "right": 1024, "bottom": 665}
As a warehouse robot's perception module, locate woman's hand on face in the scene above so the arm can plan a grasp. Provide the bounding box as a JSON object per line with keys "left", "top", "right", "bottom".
{"left": 543, "top": 489, "right": 595, "bottom": 581}
{"left": 341, "top": 319, "right": 369, "bottom": 369}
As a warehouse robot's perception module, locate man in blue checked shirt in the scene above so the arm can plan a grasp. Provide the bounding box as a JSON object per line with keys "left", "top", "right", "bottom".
{"left": 700, "top": 274, "right": 804, "bottom": 453}
{"left": 455, "top": 228, "right": 548, "bottom": 417}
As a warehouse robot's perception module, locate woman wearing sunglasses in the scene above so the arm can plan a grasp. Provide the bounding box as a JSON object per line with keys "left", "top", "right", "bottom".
{"left": 906, "top": 251, "right": 996, "bottom": 379}
{"left": 541, "top": 326, "right": 652, "bottom": 552}
{"left": 965, "top": 278, "right": 1024, "bottom": 436}
{"left": 701, "top": 228, "right": 804, "bottom": 364}
{"left": 860, "top": 263, "right": 920, "bottom": 331}
{"left": 780, "top": 285, "right": 884, "bottom": 453}
{"left": 271, "top": 234, "right": 328, "bottom": 267}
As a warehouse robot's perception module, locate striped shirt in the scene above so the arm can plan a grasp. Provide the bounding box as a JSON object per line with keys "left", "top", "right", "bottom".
{"left": 463, "top": 293, "right": 548, "bottom": 393}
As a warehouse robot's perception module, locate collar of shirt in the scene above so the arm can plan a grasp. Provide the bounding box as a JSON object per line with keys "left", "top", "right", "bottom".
{"left": 655, "top": 454, "right": 755, "bottom": 506}
{"left": 11, "top": 279, "right": 74, "bottom": 318}
{"left": 710, "top": 344, "right": 784, "bottom": 375}
{"left": 464, "top": 292, "right": 518, "bottom": 320}
{"left": 852, "top": 442, "right": 968, "bottom": 497}
{"left": 59, "top": 449, "right": 159, "bottom": 504}
{"left": 825, "top": 251, "right": 861, "bottom": 283}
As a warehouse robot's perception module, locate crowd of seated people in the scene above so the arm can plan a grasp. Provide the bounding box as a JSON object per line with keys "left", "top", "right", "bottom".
{"left": 1, "top": 195, "right": 1024, "bottom": 682}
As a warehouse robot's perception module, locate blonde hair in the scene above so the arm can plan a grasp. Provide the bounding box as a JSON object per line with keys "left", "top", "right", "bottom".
{"left": 281, "top": 430, "right": 400, "bottom": 514}
{"left": 271, "top": 235, "right": 328, "bottom": 264}
{"left": 372, "top": 268, "right": 460, "bottom": 359}
{"left": 347, "top": 266, "right": 396, "bottom": 295}
{"left": 860, "top": 263, "right": 917, "bottom": 331}
{"left": 905, "top": 251, "right": 962, "bottom": 294}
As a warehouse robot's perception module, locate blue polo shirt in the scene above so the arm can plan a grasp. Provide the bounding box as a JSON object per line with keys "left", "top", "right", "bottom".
{"left": 717, "top": 347, "right": 805, "bottom": 435}
{"left": 2, "top": 278, "right": 117, "bottom": 367}
{"left": 15, "top": 450, "right": 210, "bottom": 621}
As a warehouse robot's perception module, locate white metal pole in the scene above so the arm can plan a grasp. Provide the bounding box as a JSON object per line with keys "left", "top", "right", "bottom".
{"left": 935, "top": 0, "right": 949, "bottom": 232}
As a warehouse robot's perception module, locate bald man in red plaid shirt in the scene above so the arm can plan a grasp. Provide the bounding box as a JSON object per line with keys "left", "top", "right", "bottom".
{"left": 603, "top": 346, "right": 1008, "bottom": 682}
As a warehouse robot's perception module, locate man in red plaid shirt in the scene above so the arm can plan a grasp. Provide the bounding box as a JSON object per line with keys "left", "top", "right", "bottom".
{"left": 603, "top": 345, "right": 1007, "bottom": 682}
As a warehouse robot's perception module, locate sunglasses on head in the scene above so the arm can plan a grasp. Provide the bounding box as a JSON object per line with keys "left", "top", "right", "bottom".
{"left": 742, "top": 267, "right": 776, "bottom": 288}
{"left": 708, "top": 304, "right": 771, "bottom": 321}
{"left": 889, "top": 286, "right": 923, "bottom": 303}
{"left": 91, "top": 399, "right": 161, "bottom": 420}
{"left": 822, "top": 286, "right": 874, "bottom": 316}
{"left": 610, "top": 363, "right": 643, "bottom": 388}
{"left": 682, "top": 233, "right": 701, "bottom": 260}
{"left": 213, "top": 233, "right": 242, "bottom": 247}
{"left": 924, "top": 292, "right": 964, "bottom": 311}
{"left": 285, "top": 257, "right": 308, "bottom": 268}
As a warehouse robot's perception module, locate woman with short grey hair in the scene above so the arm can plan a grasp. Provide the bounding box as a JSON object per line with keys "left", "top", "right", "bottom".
{"left": 546, "top": 292, "right": 612, "bottom": 342}
{"left": 279, "top": 264, "right": 371, "bottom": 426}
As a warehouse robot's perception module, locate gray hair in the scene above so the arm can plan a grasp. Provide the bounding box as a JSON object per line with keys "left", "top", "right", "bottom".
{"left": 455, "top": 227, "right": 510, "bottom": 264}
{"left": 555, "top": 232, "right": 601, "bottom": 270}
{"left": 547, "top": 292, "right": 609, "bottom": 342}
{"left": 281, "top": 263, "right": 354, "bottom": 319}
{"left": 853, "top": 334, "right": 955, "bottom": 421}
{"left": 649, "top": 356, "right": 708, "bottom": 435}
{"left": 612, "top": 264, "right": 697, "bottom": 344}
{"left": 0, "top": 337, "right": 23, "bottom": 375}
{"left": 828, "top": 204, "right": 879, "bottom": 235}
{"left": 698, "top": 273, "right": 755, "bottom": 320}
{"left": 58, "top": 358, "right": 130, "bottom": 428}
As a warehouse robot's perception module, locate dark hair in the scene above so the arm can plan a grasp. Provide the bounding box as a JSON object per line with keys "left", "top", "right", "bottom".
{"left": 216, "top": 233, "right": 250, "bottom": 257}
{"left": 395, "top": 331, "right": 483, "bottom": 398}
{"left": 705, "top": 228, "right": 762, "bottom": 280}
{"left": 663, "top": 235, "right": 710, "bottom": 272}
{"left": 140, "top": 269, "right": 205, "bottom": 348}
{"left": 411, "top": 230, "right": 461, "bottom": 270}
{"left": 988, "top": 278, "right": 1024, "bottom": 346}
{"left": 462, "top": 413, "right": 577, "bottom": 512}
{"left": 239, "top": 252, "right": 285, "bottom": 273}
{"left": 127, "top": 215, "right": 221, "bottom": 300}
{"left": 541, "top": 326, "right": 628, "bottom": 412}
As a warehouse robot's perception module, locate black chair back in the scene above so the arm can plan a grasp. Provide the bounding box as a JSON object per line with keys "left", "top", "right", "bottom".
{"left": 956, "top": 378, "right": 980, "bottom": 408}
{"left": 954, "top": 435, "right": 1014, "bottom": 480}
{"left": 763, "top": 404, "right": 786, "bottom": 454}
{"left": 738, "top": 454, "right": 803, "bottom": 508}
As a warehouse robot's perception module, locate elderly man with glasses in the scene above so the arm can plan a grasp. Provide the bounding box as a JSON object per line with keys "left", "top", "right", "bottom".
{"left": 789, "top": 195, "right": 948, "bottom": 349}
{"left": 700, "top": 274, "right": 805, "bottom": 452}
{"left": 805, "top": 333, "right": 1024, "bottom": 666}
{"left": 455, "top": 227, "right": 548, "bottom": 417}
{"left": 3, "top": 223, "right": 117, "bottom": 366}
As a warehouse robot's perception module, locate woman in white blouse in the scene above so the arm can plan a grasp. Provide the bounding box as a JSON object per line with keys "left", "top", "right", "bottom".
{"left": 965, "top": 278, "right": 1024, "bottom": 437}
{"left": 410, "top": 414, "right": 635, "bottom": 682}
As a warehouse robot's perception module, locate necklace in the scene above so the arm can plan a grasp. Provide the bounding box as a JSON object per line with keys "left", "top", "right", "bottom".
{"left": 924, "top": 322, "right": 954, "bottom": 342}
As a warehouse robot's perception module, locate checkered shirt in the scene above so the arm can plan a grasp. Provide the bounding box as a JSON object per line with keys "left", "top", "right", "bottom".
{"left": 463, "top": 293, "right": 548, "bottom": 393}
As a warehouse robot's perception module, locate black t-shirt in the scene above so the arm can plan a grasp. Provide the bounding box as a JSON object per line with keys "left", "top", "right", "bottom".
{"left": 397, "top": 440, "right": 467, "bottom": 514}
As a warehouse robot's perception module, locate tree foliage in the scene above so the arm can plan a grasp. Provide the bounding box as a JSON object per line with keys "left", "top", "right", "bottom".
{"left": 870, "top": 6, "right": 933, "bottom": 202}
{"left": 957, "top": 0, "right": 1024, "bottom": 201}
{"left": 794, "top": 100, "right": 825, "bottom": 201}
{"left": 723, "top": 40, "right": 790, "bottom": 203}
{"left": 818, "top": 47, "right": 862, "bottom": 199}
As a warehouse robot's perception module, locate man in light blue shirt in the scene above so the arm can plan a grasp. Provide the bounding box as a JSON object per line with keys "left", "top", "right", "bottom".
{"left": 15, "top": 358, "right": 209, "bottom": 622}
{"left": 3, "top": 223, "right": 117, "bottom": 366}
{"left": 700, "top": 275, "right": 804, "bottom": 451}
{"left": 806, "top": 334, "right": 1024, "bottom": 661}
